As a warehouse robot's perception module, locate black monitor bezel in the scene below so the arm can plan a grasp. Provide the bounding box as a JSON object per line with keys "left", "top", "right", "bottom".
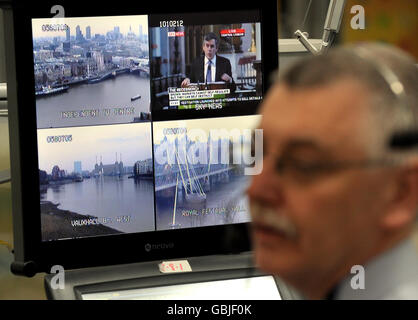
{"left": 6, "top": 0, "right": 278, "bottom": 276}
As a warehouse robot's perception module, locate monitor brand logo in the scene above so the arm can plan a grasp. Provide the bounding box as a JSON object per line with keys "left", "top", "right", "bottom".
{"left": 145, "top": 242, "right": 175, "bottom": 252}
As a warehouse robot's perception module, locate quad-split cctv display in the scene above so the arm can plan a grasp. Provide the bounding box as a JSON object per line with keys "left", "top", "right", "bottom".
{"left": 32, "top": 10, "right": 264, "bottom": 241}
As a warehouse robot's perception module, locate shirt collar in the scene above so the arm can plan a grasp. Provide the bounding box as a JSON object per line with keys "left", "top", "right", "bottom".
{"left": 205, "top": 55, "right": 216, "bottom": 66}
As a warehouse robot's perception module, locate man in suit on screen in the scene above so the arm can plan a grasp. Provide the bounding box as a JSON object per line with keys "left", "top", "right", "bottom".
{"left": 181, "top": 32, "right": 236, "bottom": 91}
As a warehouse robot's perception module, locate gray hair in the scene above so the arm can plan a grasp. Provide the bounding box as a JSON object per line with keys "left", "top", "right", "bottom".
{"left": 278, "top": 43, "right": 418, "bottom": 159}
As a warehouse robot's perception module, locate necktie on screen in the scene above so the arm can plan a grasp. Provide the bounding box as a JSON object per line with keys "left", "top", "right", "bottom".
{"left": 206, "top": 60, "right": 212, "bottom": 83}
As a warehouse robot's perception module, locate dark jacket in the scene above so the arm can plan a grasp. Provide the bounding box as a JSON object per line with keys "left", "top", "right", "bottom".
{"left": 188, "top": 54, "right": 236, "bottom": 91}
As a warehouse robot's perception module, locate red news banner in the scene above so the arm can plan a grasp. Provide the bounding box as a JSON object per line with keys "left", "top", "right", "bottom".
{"left": 167, "top": 29, "right": 245, "bottom": 38}
{"left": 168, "top": 31, "right": 185, "bottom": 37}
{"left": 220, "top": 29, "right": 246, "bottom": 37}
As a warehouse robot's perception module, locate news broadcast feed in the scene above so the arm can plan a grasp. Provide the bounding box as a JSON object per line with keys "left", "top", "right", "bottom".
{"left": 32, "top": 10, "right": 264, "bottom": 241}
{"left": 149, "top": 10, "right": 263, "bottom": 113}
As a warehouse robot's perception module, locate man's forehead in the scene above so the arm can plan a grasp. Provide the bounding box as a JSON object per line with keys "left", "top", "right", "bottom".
{"left": 260, "top": 79, "right": 373, "bottom": 154}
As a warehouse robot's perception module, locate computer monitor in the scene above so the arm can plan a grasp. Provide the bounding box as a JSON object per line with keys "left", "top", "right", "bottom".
{"left": 4, "top": 0, "right": 278, "bottom": 276}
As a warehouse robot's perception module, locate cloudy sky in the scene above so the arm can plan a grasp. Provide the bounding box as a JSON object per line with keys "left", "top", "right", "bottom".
{"left": 32, "top": 15, "right": 148, "bottom": 39}
{"left": 37, "top": 123, "right": 152, "bottom": 173}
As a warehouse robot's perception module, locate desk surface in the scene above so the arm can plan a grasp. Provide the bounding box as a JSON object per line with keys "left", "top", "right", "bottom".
{"left": 0, "top": 117, "right": 46, "bottom": 299}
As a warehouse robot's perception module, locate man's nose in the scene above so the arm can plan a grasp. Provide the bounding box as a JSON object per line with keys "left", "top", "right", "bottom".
{"left": 247, "top": 158, "right": 284, "bottom": 206}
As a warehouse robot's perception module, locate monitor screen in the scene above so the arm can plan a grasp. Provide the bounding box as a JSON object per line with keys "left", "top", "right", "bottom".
{"left": 32, "top": 12, "right": 262, "bottom": 242}
{"left": 6, "top": 1, "right": 278, "bottom": 274}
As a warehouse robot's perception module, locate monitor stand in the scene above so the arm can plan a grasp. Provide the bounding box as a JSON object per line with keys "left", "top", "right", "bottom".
{"left": 44, "top": 252, "right": 299, "bottom": 300}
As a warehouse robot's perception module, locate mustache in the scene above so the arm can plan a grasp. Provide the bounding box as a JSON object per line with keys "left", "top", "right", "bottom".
{"left": 250, "top": 201, "right": 298, "bottom": 240}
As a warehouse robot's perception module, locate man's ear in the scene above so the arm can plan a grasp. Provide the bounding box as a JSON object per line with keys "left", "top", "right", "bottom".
{"left": 380, "top": 165, "right": 418, "bottom": 231}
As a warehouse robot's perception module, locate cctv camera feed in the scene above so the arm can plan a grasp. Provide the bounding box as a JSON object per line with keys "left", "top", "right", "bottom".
{"left": 153, "top": 115, "right": 261, "bottom": 231}
{"left": 32, "top": 10, "right": 263, "bottom": 241}
{"left": 37, "top": 123, "right": 155, "bottom": 241}
{"left": 32, "top": 15, "right": 151, "bottom": 129}
{"left": 149, "top": 10, "right": 263, "bottom": 112}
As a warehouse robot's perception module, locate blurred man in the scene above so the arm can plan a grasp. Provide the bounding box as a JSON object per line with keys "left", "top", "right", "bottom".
{"left": 247, "top": 43, "right": 418, "bottom": 299}
{"left": 181, "top": 32, "right": 235, "bottom": 89}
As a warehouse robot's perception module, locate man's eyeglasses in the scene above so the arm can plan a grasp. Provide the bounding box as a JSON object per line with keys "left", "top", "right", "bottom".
{"left": 274, "top": 156, "right": 398, "bottom": 184}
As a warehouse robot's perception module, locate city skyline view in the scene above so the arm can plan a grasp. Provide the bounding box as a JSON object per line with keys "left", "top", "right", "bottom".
{"left": 32, "top": 15, "right": 149, "bottom": 39}
{"left": 44, "top": 156, "right": 153, "bottom": 175}
{"left": 32, "top": 14, "right": 152, "bottom": 129}
{"left": 37, "top": 123, "right": 153, "bottom": 174}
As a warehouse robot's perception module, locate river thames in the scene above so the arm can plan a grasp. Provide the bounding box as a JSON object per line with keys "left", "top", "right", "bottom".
{"left": 36, "top": 73, "right": 151, "bottom": 129}
{"left": 40, "top": 176, "right": 155, "bottom": 234}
